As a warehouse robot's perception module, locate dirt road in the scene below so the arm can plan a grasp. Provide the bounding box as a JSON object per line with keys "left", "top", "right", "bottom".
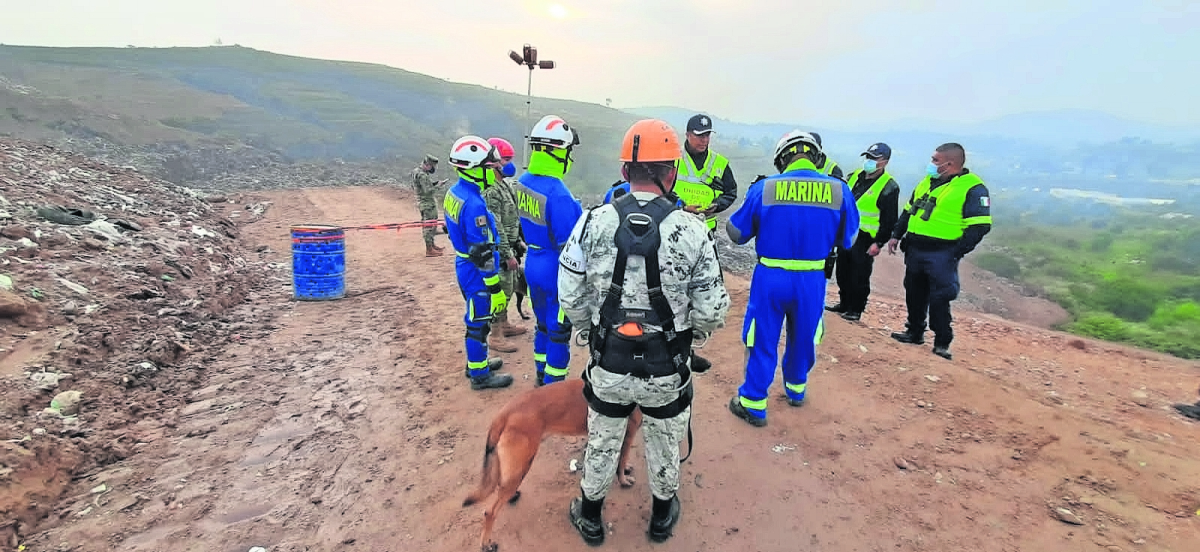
{"left": 23, "top": 186, "right": 1199, "bottom": 552}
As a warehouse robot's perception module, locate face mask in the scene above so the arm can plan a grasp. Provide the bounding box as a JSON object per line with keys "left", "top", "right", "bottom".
{"left": 863, "top": 159, "right": 878, "bottom": 173}
{"left": 500, "top": 162, "right": 516, "bottom": 178}
{"left": 926, "top": 162, "right": 941, "bottom": 178}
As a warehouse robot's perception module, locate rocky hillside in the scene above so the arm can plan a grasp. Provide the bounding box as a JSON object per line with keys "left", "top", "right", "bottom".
{"left": 0, "top": 138, "right": 277, "bottom": 545}
{"left": 0, "top": 44, "right": 653, "bottom": 196}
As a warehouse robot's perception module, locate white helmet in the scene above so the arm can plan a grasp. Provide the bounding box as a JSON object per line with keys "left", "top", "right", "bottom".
{"left": 529, "top": 115, "right": 580, "bottom": 150}
{"left": 773, "top": 130, "right": 821, "bottom": 171}
{"left": 448, "top": 135, "right": 500, "bottom": 170}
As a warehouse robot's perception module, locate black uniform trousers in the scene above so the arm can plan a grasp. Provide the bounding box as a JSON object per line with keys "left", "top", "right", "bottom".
{"left": 901, "top": 245, "right": 960, "bottom": 347}
{"left": 835, "top": 230, "right": 877, "bottom": 313}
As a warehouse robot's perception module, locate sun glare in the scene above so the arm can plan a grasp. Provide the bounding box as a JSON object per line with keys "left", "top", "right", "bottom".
{"left": 548, "top": 3, "right": 569, "bottom": 19}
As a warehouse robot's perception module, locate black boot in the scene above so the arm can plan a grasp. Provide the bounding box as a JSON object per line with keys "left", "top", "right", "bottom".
{"left": 647, "top": 495, "right": 681, "bottom": 543}
{"left": 690, "top": 353, "right": 712, "bottom": 373}
{"left": 890, "top": 330, "right": 925, "bottom": 345}
{"left": 569, "top": 495, "right": 605, "bottom": 546}
{"left": 470, "top": 372, "right": 513, "bottom": 390}
{"left": 825, "top": 302, "right": 847, "bottom": 313}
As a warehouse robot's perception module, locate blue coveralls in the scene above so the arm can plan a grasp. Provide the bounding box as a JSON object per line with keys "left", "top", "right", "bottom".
{"left": 443, "top": 178, "right": 503, "bottom": 380}
{"left": 726, "top": 159, "right": 859, "bottom": 419}
{"left": 515, "top": 163, "right": 583, "bottom": 384}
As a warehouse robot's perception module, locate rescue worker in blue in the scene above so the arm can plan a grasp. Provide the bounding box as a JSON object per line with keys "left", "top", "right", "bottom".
{"left": 514, "top": 114, "right": 584, "bottom": 386}
{"left": 826, "top": 142, "right": 901, "bottom": 321}
{"left": 811, "top": 131, "right": 846, "bottom": 279}
{"left": 887, "top": 142, "right": 992, "bottom": 361}
{"left": 443, "top": 135, "right": 514, "bottom": 390}
{"left": 725, "top": 131, "right": 859, "bottom": 427}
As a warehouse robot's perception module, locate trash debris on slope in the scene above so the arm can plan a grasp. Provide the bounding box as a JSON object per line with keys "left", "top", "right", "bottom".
{"left": 0, "top": 137, "right": 276, "bottom": 545}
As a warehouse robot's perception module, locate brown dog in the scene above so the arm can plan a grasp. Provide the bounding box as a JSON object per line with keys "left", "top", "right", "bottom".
{"left": 462, "top": 377, "right": 642, "bottom": 552}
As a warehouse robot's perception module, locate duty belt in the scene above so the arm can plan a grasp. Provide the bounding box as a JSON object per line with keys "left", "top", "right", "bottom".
{"left": 757, "top": 257, "right": 826, "bottom": 271}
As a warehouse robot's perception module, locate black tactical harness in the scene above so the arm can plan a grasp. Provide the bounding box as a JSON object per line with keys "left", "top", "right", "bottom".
{"left": 580, "top": 192, "right": 696, "bottom": 461}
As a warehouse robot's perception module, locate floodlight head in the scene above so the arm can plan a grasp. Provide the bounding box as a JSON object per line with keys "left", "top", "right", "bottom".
{"left": 538, "top": 60, "right": 555, "bottom": 69}
{"left": 508, "top": 50, "right": 524, "bottom": 65}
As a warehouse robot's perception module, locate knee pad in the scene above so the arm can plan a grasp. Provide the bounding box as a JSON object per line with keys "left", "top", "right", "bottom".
{"left": 549, "top": 320, "right": 573, "bottom": 344}
{"left": 465, "top": 324, "right": 490, "bottom": 343}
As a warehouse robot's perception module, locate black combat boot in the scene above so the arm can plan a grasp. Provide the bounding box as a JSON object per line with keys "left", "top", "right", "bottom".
{"left": 470, "top": 371, "right": 513, "bottom": 390}
{"left": 690, "top": 353, "right": 712, "bottom": 373}
{"left": 890, "top": 330, "right": 925, "bottom": 345}
{"left": 647, "top": 494, "right": 681, "bottom": 542}
{"left": 569, "top": 495, "right": 605, "bottom": 546}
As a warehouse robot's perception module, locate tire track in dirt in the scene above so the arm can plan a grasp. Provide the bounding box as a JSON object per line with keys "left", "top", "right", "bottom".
{"left": 24, "top": 186, "right": 1200, "bottom": 552}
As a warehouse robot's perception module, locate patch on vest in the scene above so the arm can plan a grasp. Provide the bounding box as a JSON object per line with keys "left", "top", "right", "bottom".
{"left": 560, "top": 241, "right": 586, "bottom": 273}
{"left": 475, "top": 215, "right": 488, "bottom": 227}
{"left": 980, "top": 196, "right": 990, "bottom": 207}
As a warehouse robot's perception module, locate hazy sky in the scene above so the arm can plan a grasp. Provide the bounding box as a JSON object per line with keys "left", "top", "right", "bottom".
{"left": 2, "top": 0, "right": 1197, "bottom": 127}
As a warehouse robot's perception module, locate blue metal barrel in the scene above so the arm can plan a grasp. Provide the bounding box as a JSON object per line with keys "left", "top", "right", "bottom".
{"left": 290, "top": 224, "right": 346, "bottom": 301}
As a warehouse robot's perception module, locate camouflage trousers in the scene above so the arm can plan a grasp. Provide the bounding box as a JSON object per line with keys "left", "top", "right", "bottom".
{"left": 580, "top": 365, "right": 691, "bottom": 501}
{"left": 419, "top": 204, "right": 437, "bottom": 248}
{"left": 492, "top": 265, "right": 516, "bottom": 324}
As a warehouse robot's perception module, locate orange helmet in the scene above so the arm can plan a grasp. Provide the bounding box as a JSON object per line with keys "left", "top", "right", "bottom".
{"left": 619, "top": 119, "right": 681, "bottom": 163}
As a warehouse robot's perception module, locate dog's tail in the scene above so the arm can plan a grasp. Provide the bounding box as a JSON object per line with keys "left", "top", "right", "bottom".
{"left": 462, "top": 417, "right": 504, "bottom": 507}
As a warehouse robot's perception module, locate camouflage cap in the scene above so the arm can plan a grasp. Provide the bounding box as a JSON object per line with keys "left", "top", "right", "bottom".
{"left": 424, "top": 154, "right": 439, "bottom": 164}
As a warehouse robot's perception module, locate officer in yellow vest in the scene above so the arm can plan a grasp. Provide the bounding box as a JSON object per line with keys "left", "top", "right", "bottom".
{"left": 673, "top": 113, "right": 737, "bottom": 373}
{"left": 674, "top": 114, "right": 739, "bottom": 237}
{"left": 826, "top": 142, "right": 900, "bottom": 321}
{"left": 887, "top": 143, "right": 992, "bottom": 360}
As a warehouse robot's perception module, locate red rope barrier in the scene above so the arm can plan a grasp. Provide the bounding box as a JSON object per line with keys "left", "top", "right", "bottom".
{"left": 341, "top": 219, "right": 444, "bottom": 231}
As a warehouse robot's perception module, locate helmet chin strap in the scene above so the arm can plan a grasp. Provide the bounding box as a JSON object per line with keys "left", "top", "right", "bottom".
{"left": 459, "top": 167, "right": 491, "bottom": 189}
{"left": 651, "top": 172, "right": 679, "bottom": 204}
{"left": 546, "top": 146, "right": 571, "bottom": 172}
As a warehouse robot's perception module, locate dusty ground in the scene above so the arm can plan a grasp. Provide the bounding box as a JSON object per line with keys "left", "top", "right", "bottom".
{"left": 15, "top": 186, "right": 1200, "bottom": 552}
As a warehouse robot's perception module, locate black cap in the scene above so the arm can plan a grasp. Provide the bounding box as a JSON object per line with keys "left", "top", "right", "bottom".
{"left": 686, "top": 114, "right": 714, "bottom": 135}
{"left": 861, "top": 143, "right": 892, "bottom": 160}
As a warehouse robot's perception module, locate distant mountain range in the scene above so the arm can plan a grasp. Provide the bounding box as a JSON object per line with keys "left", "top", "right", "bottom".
{"left": 625, "top": 106, "right": 1200, "bottom": 148}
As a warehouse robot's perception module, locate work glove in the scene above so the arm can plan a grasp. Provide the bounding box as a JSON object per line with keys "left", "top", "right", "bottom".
{"left": 484, "top": 274, "right": 507, "bottom": 315}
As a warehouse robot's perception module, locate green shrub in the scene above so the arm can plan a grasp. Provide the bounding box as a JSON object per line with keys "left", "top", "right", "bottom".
{"left": 1071, "top": 313, "right": 1130, "bottom": 341}
{"left": 1091, "top": 233, "right": 1115, "bottom": 252}
{"left": 1146, "top": 301, "right": 1200, "bottom": 330}
{"left": 1090, "top": 277, "right": 1160, "bottom": 322}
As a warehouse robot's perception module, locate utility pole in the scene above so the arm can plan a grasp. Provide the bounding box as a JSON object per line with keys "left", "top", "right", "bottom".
{"left": 508, "top": 44, "right": 555, "bottom": 170}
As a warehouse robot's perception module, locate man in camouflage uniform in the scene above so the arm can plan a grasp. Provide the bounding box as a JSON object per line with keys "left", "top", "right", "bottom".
{"left": 412, "top": 153, "right": 447, "bottom": 257}
{"left": 482, "top": 137, "right": 528, "bottom": 353}
{"left": 558, "top": 119, "right": 730, "bottom": 545}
